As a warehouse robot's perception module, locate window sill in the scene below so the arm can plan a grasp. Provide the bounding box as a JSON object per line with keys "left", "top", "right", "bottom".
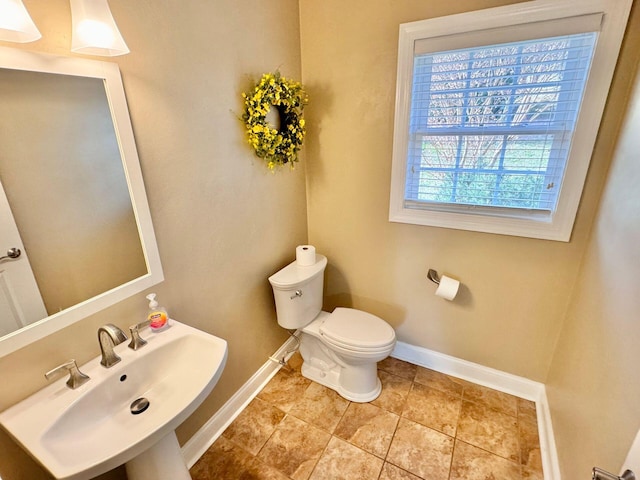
{"left": 389, "top": 203, "right": 573, "bottom": 241}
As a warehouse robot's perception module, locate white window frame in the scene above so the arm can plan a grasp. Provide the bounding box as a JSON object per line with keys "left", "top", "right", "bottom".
{"left": 389, "top": 0, "right": 632, "bottom": 241}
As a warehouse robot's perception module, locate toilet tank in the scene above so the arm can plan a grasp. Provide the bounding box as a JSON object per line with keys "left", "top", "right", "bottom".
{"left": 268, "top": 255, "right": 328, "bottom": 329}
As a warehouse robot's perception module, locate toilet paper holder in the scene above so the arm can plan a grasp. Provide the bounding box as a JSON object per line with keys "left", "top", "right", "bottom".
{"left": 427, "top": 269, "right": 441, "bottom": 285}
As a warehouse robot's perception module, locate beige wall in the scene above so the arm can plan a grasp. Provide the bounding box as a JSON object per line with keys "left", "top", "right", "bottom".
{"left": 545, "top": 13, "right": 640, "bottom": 479}
{"left": 0, "top": 0, "right": 305, "bottom": 479}
{"left": 299, "top": 0, "right": 635, "bottom": 382}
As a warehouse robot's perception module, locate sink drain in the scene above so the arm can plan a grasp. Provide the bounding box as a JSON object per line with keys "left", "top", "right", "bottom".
{"left": 130, "top": 397, "right": 150, "bottom": 415}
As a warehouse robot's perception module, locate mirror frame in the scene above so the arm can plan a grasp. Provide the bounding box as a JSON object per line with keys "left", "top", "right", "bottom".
{"left": 0, "top": 46, "right": 163, "bottom": 357}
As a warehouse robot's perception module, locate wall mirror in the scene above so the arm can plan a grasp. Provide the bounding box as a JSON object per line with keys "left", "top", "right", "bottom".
{"left": 0, "top": 47, "right": 163, "bottom": 357}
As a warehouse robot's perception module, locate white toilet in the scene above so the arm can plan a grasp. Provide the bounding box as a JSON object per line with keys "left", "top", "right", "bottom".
{"left": 269, "top": 254, "right": 396, "bottom": 402}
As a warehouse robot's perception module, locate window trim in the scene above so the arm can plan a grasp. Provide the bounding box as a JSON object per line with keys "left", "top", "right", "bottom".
{"left": 389, "top": 0, "right": 632, "bottom": 241}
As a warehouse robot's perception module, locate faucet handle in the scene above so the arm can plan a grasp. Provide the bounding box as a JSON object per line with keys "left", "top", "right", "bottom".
{"left": 128, "top": 319, "right": 151, "bottom": 350}
{"left": 45, "top": 359, "right": 90, "bottom": 390}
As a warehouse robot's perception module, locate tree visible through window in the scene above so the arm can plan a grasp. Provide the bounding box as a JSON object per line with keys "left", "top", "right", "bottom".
{"left": 405, "top": 33, "right": 597, "bottom": 212}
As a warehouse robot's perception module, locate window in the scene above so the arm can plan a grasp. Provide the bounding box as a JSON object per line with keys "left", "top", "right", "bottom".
{"left": 408, "top": 33, "right": 595, "bottom": 211}
{"left": 389, "top": 0, "right": 632, "bottom": 241}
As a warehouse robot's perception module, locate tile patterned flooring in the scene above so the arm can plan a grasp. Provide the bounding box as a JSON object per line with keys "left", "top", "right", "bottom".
{"left": 190, "top": 354, "right": 544, "bottom": 480}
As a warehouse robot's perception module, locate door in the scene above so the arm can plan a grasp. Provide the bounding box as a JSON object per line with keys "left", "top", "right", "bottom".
{"left": 0, "top": 178, "right": 47, "bottom": 336}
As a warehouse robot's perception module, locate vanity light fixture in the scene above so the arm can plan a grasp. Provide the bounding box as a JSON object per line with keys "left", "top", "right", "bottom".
{"left": 0, "top": 0, "right": 42, "bottom": 43}
{"left": 70, "top": 0, "right": 129, "bottom": 56}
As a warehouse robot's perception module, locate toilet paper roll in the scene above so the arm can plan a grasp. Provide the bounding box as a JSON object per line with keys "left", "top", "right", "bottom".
{"left": 296, "top": 245, "right": 316, "bottom": 266}
{"left": 435, "top": 275, "right": 460, "bottom": 301}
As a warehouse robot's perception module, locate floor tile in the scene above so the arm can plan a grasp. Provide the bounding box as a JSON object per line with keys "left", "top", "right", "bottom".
{"left": 413, "top": 366, "right": 464, "bottom": 396}
{"left": 457, "top": 400, "right": 520, "bottom": 463}
{"left": 309, "top": 436, "right": 384, "bottom": 480}
{"left": 191, "top": 435, "right": 290, "bottom": 480}
{"left": 284, "top": 351, "right": 304, "bottom": 374}
{"left": 462, "top": 383, "right": 518, "bottom": 417}
{"left": 193, "top": 355, "right": 544, "bottom": 480}
{"left": 522, "top": 465, "right": 545, "bottom": 479}
{"left": 519, "top": 417, "right": 543, "bottom": 473}
{"left": 450, "top": 439, "right": 522, "bottom": 480}
{"left": 242, "top": 458, "right": 294, "bottom": 480}
{"left": 378, "top": 357, "right": 418, "bottom": 380}
{"left": 378, "top": 462, "right": 422, "bottom": 480}
{"left": 222, "top": 397, "right": 285, "bottom": 455}
{"left": 334, "top": 402, "right": 399, "bottom": 458}
{"left": 289, "top": 382, "right": 350, "bottom": 433}
{"left": 402, "top": 382, "right": 461, "bottom": 436}
{"left": 386, "top": 417, "right": 454, "bottom": 479}
{"left": 257, "top": 368, "right": 311, "bottom": 413}
{"left": 191, "top": 436, "right": 252, "bottom": 479}
{"left": 518, "top": 397, "right": 538, "bottom": 423}
{"left": 257, "top": 414, "right": 331, "bottom": 480}
{"left": 371, "top": 370, "right": 412, "bottom": 415}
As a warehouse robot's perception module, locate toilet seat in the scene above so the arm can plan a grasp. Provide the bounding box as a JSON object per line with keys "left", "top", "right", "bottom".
{"left": 320, "top": 308, "right": 395, "bottom": 352}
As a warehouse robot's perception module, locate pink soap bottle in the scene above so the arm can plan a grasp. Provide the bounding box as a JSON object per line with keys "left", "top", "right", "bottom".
{"left": 146, "top": 293, "right": 170, "bottom": 332}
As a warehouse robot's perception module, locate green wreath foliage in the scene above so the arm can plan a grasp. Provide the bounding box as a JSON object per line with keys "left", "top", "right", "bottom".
{"left": 242, "top": 72, "right": 308, "bottom": 170}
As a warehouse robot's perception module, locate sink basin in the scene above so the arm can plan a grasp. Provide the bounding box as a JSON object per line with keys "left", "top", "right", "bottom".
{"left": 0, "top": 320, "right": 227, "bottom": 480}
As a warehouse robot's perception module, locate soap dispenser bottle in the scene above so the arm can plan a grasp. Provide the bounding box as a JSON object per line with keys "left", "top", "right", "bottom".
{"left": 146, "top": 293, "right": 170, "bottom": 332}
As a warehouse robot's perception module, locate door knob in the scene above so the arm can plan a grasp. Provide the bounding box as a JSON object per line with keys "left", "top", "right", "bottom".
{"left": 593, "top": 467, "right": 636, "bottom": 480}
{"left": 0, "top": 248, "right": 21, "bottom": 262}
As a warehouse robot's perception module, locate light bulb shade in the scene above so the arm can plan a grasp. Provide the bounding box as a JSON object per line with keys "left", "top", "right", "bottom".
{"left": 70, "top": 0, "right": 129, "bottom": 56}
{"left": 0, "top": 0, "right": 42, "bottom": 43}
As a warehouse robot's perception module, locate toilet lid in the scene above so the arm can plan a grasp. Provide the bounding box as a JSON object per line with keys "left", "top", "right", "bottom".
{"left": 320, "top": 308, "right": 395, "bottom": 349}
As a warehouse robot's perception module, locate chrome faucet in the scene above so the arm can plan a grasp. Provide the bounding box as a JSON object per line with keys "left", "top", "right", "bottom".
{"left": 45, "top": 359, "right": 90, "bottom": 389}
{"left": 128, "top": 319, "right": 152, "bottom": 350}
{"left": 98, "top": 324, "right": 128, "bottom": 367}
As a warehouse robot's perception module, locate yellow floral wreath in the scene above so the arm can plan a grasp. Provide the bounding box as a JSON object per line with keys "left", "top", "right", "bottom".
{"left": 242, "top": 72, "right": 308, "bottom": 170}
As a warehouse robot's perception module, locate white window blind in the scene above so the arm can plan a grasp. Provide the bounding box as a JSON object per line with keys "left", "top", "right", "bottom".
{"left": 405, "top": 32, "right": 597, "bottom": 212}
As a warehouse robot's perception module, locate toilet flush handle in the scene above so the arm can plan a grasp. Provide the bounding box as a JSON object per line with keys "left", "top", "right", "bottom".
{"left": 290, "top": 290, "right": 303, "bottom": 300}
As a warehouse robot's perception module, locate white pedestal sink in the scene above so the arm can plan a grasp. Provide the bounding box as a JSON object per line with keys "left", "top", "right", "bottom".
{"left": 0, "top": 320, "right": 227, "bottom": 480}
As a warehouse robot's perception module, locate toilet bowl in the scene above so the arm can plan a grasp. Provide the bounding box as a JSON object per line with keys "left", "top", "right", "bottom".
{"left": 269, "top": 255, "right": 396, "bottom": 402}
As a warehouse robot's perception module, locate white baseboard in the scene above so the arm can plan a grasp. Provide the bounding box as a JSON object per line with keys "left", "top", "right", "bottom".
{"left": 182, "top": 337, "right": 561, "bottom": 480}
{"left": 392, "top": 341, "right": 544, "bottom": 400}
{"left": 535, "top": 386, "right": 562, "bottom": 480}
{"left": 181, "top": 334, "right": 299, "bottom": 468}
{"left": 391, "top": 341, "right": 561, "bottom": 480}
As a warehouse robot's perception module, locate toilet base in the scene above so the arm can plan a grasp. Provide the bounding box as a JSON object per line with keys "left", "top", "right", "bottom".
{"left": 298, "top": 330, "right": 385, "bottom": 402}
{"left": 301, "top": 361, "right": 382, "bottom": 402}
